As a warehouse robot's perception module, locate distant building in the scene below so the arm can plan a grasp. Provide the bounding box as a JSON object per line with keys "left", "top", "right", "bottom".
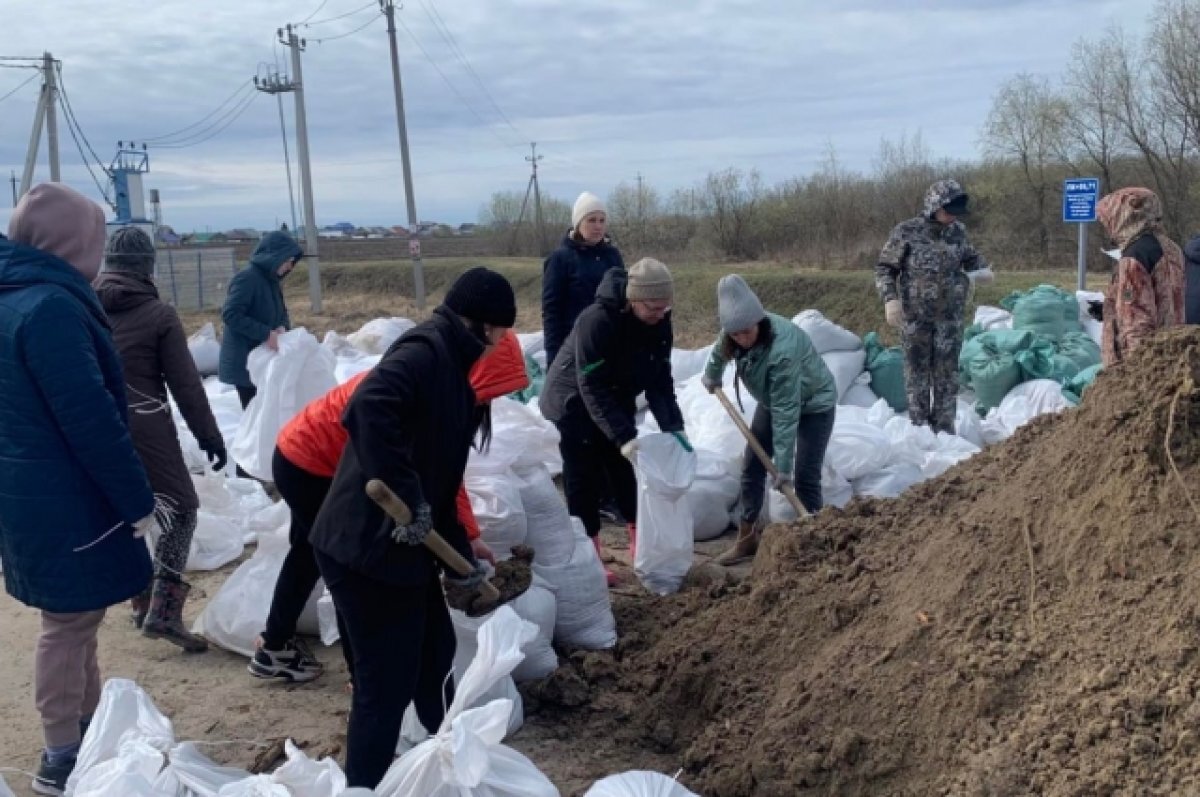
{"left": 183, "top": 232, "right": 229, "bottom": 245}
{"left": 389, "top": 225, "right": 411, "bottom": 238}
{"left": 156, "top": 225, "right": 181, "bottom": 246}
{"left": 224, "top": 228, "right": 262, "bottom": 243}
{"left": 457, "top": 223, "right": 478, "bottom": 236}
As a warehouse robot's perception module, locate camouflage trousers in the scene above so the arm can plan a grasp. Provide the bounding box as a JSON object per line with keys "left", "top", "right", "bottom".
{"left": 902, "top": 319, "right": 961, "bottom": 434}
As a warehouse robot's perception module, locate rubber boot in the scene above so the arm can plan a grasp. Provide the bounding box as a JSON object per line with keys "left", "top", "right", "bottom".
{"left": 715, "top": 521, "right": 759, "bottom": 566}
{"left": 592, "top": 536, "right": 616, "bottom": 588}
{"left": 142, "top": 578, "right": 209, "bottom": 653}
{"left": 627, "top": 523, "right": 638, "bottom": 562}
{"left": 130, "top": 585, "right": 152, "bottom": 629}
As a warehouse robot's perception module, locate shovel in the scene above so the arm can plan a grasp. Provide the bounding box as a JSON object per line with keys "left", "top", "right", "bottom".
{"left": 365, "top": 479, "right": 502, "bottom": 608}
{"left": 711, "top": 387, "right": 810, "bottom": 519}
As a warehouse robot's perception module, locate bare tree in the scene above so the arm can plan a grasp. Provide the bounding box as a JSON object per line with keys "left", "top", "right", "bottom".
{"left": 1061, "top": 34, "right": 1126, "bottom": 191}
{"left": 695, "top": 169, "right": 764, "bottom": 260}
{"left": 872, "top": 131, "right": 937, "bottom": 226}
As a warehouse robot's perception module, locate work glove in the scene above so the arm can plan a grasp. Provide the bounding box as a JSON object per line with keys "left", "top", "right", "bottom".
{"left": 772, "top": 471, "right": 794, "bottom": 492}
{"left": 445, "top": 560, "right": 488, "bottom": 590}
{"left": 620, "top": 438, "right": 639, "bottom": 461}
{"left": 884, "top": 299, "right": 904, "bottom": 329}
{"left": 671, "top": 430, "right": 693, "bottom": 452}
{"left": 199, "top": 438, "right": 227, "bottom": 472}
{"left": 700, "top": 374, "right": 721, "bottom": 394}
{"left": 391, "top": 501, "right": 433, "bottom": 546}
{"left": 967, "top": 267, "right": 995, "bottom": 286}
{"left": 1087, "top": 300, "right": 1103, "bottom": 322}
{"left": 132, "top": 513, "right": 162, "bottom": 540}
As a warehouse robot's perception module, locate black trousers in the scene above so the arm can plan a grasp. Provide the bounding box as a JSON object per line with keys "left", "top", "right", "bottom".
{"left": 740, "top": 406, "right": 836, "bottom": 522}
{"left": 555, "top": 413, "right": 637, "bottom": 537}
{"left": 262, "top": 449, "right": 350, "bottom": 669}
{"left": 315, "top": 550, "right": 456, "bottom": 789}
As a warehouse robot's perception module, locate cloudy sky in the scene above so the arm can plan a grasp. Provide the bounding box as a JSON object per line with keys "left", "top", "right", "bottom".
{"left": 0, "top": 0, "right": 1150, "bottom": 232}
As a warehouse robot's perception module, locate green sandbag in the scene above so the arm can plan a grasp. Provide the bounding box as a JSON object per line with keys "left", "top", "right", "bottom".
{"left": 1062, "top": 363, "right": 1103, "bottom": 405}
{"left": 1055, "top": 331, "right": 1101, "bottom": 373}
{"left": 966, "top": 349, "right": 1022, "bottom": 413}
{"left": 1048, "top": 354, "right": 1082, "bottom": 384}
{"left": 863, "top": 331, "right": 907, "bottom": 412}
{"left": 513, "top": 353, "right": 545, "bottom": 403}
{"left": 1003, "top": 285, "right": 1082, "bottom": 341}
{"left": 1014, "top": 337, "right": 1055, "bottom": 380}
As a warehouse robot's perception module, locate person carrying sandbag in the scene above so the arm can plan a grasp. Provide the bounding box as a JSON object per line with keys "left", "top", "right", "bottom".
{"left": 1096, "top": 187, "right": 1185, "bottom": 366}
{"left": 876, "top": 179, "right": 993, "bottom": 433}
{"left": 308, "top": 267, "right": 516, "bottom": 789}
{"left": 539, "top": 259, "right": 688, "bottom": 586}
{"left": 701, "top": 276, "right": 838, "bottom": 565}
{"left": 94, "top": 226, "right": 226, "bottom": 654}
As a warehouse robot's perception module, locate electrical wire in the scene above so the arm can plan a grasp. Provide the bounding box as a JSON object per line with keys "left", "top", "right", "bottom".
{"left": 309, "top": 9, "right": 381, "bottom": 43}
{"left": 55, "top": 64, "right": 109, "bottom": 171}
{"left": 153, "top": 90, "right": 261, "bottom": 149}
{"left": 56, "top": 93, "right": 115, "bottom": 209}
{"left": 141, "top": 80, "right": 255, "bottom": 143}
{"left": 0, "top": 70, "right": 38, "bottom": 105}
{"left": 302, "top": 0, "right": 377, "bottom": 27}
{"left": 295, "top": 0, "right": 329, "bottom": 25}
{"left": 148, "top": 86, "right": 259, "bottom": 148}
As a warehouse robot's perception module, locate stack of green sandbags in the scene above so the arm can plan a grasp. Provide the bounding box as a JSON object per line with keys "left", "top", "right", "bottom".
{"left": 1062, "top": 363, "right": 1102, "bottom": 405}
{"left": 863, "top": 332, "right": 907, "bottom": 412}
{"left": 1051, "top": 332, "right": 1102, "bottom": 383}
{"left": 1000, "top": 285, "right": 1081, "bottom": 342}
{"left": 959, "top": 329, "right": 1036, "bottom": 413}
{"left": 512, "top": 352, "right": 545, "bottom": 403}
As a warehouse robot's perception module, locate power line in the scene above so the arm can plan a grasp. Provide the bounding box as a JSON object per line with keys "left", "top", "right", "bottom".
{"left": 141, "top": 80, "right": 254, "bottom": 143}
{"left": 55, "top": 93, "right": 113, "bottom": 208}
{"left": 54, "top": 64, "right": 110, "bottom": 177}
{"left": 309, "top": 9, "right": 381, "bottom": 43}
{"left": 302, "top": 0, "right": 377, "bottom": 27}
{"left": 295, "top": 0, "right": 329, "bottom": 25}
{"left": 0, "top": 71, "right": 38, "bottom": 105}
{"left": 153, "top": 89, "right": 261, "bottom": 149}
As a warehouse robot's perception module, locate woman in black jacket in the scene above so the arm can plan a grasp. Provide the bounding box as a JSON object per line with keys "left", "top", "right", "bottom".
{"left": 309, "top": 267, "right": 517, "bottom": 789}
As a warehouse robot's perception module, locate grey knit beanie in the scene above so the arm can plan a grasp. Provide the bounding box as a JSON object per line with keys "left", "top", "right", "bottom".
{"left": 105, "top": 226, "right": 156, "bottom": 276}
{"left": 717, "top": 274, "right": 766, "bottom": 334}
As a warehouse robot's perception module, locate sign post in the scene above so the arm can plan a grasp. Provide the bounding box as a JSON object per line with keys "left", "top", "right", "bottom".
{"left": 1063, "top": 178, "right": 1099, "bottom": 291}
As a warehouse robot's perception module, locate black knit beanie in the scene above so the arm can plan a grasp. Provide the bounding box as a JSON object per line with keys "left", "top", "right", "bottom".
{"left": 443, "top": 267, "right": 517, "bottom": 327}
{"left": 105, "top": 226, "right": 156, "bottom": 276}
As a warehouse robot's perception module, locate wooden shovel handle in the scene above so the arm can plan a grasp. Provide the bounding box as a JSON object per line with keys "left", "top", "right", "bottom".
{"left": 712, "top": 387, "right": 810, "bottom": 519}
{"left": 365, "top": 479, "right": 501, "bottom": 604}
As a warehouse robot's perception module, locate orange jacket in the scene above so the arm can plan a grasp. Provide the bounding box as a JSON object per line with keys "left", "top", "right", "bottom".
{"left": 276, "top": 329, "right": 530, "bottom": 538}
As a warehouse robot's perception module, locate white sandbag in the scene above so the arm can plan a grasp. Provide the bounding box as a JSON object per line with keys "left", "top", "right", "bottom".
{"left": 376, "top": 608, "right": 559, "bottom": 797}
{"left": 71, "top": 739, "right": 165, "bottom": 797}
{"left": 320, "top": 330, "right": 359, "bottom": 358}
{"left": 267, "top": 739, "right": 346, "bottom": 797}
{"left": 633, "top": 434, "right": 696, "bottom": 595}
{"left": 792, "top": 309, "right": 862, "bottom": 354}
{"left": 533, "top": 519, "right": 618, "bottom": 650}
{"left": 216, "top": 776, "right": 291, "bottom": 796}
{"left": 192, "top": 529, "right": 323, "bottom": 656}
{"left": 470, "top": 398, "right": 561, "bottom": 477}
{"left": 186, "top": 511, "right": 245, "bottom": 572}
{"left": 766, "top": 484, "right": 798, "bottom": 523}
{"left": 160, "top": 742, "right": 252, "bottom": 796}
{"left": 467, "top": 470, "right": 527, "bottom": 561}
{"left": 981, "top": 379, "right": 1073, "bottom": 443}
{"left": 823, "top": 464, "right": 854, "bottom": 509}
{"left": 450, "top": 611, "right": 525, "bottom": 736}
{"left": 0, "top": 774, "right": 12, "bottom": 797}
{"left": 955, "top": 399, "right": 984, "bottom": 447}
{"left": 676, "top": 363, "right": 756, "bottom": 464}
{"left": 188, "top": 322, "right": 221, "bottom": 376}
{"left": 973, "top": 305, "right": 1013, "bottom": 331}
{"left": 670, "top": 345, "right": 713, "bottom": 385}
{"left": 853, "top": 461, "right": 925, "bottom": 499}
{"left": 66, "top": 679, "right": 175, "bottom": 796}
{"left": 688, "top": 449, "right": 739, "bottom": 541}
{"left": 317, "top": 588, "right": 340, "bottom": 646}
{"left": 586, "top": 771, "right": 700, "bottom": 797}
{"left": 508, "top": 574, "right": 559, "bottom": 683}
{"left": 346, "top": 317, "right": 414, "bottom": 355}
{"left": 840, "top": 382, "right": 878, "bottom": 409}
{"left": 333, "top": 352, "right": 379, "bottom": 385}
{"left": 517, "top": 331, "right": 544, "bottom": 358}
{"left": 825, "top": 421, "right": 891, "bottom": 480}
{"left": 244, "top": 499, "right": 290, "bottom": 536}
{"left": 514, "top": 464, "right": 575, "bottom": 566}
{"left": 821, "top": 348, "right": 868, "bottom": 400}
{"left": 230, "top": 329, "right": 337, "bottom": 481}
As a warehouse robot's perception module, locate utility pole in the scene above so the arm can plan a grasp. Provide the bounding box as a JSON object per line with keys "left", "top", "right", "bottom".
{"left": 636, "top": 171, "right": 645, "bottom": 246}
{"left": 9, "top": 171, "right": 17, "bottom": 207}
{"left": 19, "top": 53, "right": 61, "bottom": 197}
{"left": 511, "top": 142, "right": 545, "bottom": 255}
{"left": 277, "top": 26, "right": 322, "bottom": 313}
{"left": 380, "top": 0, "right": 426, "bottom": 311}
{"left": 254, "top": 70, "right": 300, "bottom": 234}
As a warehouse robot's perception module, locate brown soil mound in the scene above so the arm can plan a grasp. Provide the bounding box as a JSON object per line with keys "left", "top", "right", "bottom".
{"left": 563, "top": 328, "right": 1200, "bottom": 796}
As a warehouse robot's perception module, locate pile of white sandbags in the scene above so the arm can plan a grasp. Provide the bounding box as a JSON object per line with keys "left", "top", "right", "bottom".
{"left": 793, "top": 309, "right": 870, "bottom": 403}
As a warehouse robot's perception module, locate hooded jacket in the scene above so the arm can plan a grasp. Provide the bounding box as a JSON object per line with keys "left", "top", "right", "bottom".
{"left": 1096, "top": 188, "right": 1185, "bottom": 365}
{"left": 308, "top": 306, "right": 486, "bottom": 586}
{"left": 1181, "top": 234, "right": 1200, "bottom": 325}
{"left": 703, "top": 313, "right": 837, "bottom": 475}
{"left": 541, "top": 231, "right": 625, "bottom": 368}
{"left": 539, "top": 267, "right": 683, "bottom": 446}
{"left": 0, "top": 237, "right": 155, "bottom": 612}
{"left": 94, "top": 270, "right": 223, "bottom": 512}
{"left": 218, "top": 231, "right": 300, "bottom": 386}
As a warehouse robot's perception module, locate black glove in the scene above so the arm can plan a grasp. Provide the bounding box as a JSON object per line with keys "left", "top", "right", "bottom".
{"left": 445, "top": 560, "right": 488, "bottom": 590}
{"left": 1087, "top": 300, "right": 1103, "bottom": 322}
{"left": 199, "top": 438, "right": 227, "bottom": 472}
{"left": 391, "top": 501, "right": 433, "bottom": 546}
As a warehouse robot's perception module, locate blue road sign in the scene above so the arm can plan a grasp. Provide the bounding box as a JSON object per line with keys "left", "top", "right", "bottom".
{"left": 1063, "top": 178, "right": 1099, "bottom": 223}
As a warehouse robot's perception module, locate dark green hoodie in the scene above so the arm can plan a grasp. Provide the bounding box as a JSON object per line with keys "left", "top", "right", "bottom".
{"left": 218, "top": 230, "right": 301, "bottom": 386}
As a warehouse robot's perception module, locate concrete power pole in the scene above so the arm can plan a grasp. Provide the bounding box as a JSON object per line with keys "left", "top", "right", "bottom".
{"left": 19, "top": 53, "right": 61, "bottom": 197}
{"left": 380, "top": 0, "right": 426, "bottom": 311}
{"left": 9, "top": 171, "right": 17, "bottom": 207}
{"left": 254, "top": 70, "right": 300, "bottom": 234}
{"left": 278, "top": 25, "right": 322, "bottom": 313}
{"left": 511, "top": 142, "right": 545, "bottom": 255}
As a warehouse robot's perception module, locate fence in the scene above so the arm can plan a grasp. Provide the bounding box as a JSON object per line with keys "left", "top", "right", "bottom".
{"left": 156, "top": 247, "right": 238, "bottom": 311}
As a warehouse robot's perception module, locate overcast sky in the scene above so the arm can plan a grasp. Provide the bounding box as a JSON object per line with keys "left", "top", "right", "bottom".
{"left": 0, "top": 0, "right": 1151, "bottom": 232}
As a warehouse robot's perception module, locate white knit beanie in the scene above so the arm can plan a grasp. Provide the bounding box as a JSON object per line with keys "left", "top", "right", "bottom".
{"left": 571, "top": 191, "right": 606, "bottom": 230}
{"left": 717, "top": 274, "right": 766, "bottom": 334}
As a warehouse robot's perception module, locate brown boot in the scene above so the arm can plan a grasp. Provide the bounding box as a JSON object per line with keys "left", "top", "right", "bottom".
{"left": 715, "top": 522, "right": 759, "bottom": 566}
{"left": 130, "top": 585, "right": 152, "bottom": 629}
{"left": 142, "top": 578, "right": 208, "bottom": 653}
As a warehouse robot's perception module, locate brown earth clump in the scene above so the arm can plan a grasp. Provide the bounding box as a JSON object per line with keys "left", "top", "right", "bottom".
{"left": 556, "top": 327, "right": 1200, "bottom": 796}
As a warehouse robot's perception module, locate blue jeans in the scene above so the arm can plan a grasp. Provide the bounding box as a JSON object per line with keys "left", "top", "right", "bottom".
{"left": 740, "top": 406, "right": 835, "bottom": 522}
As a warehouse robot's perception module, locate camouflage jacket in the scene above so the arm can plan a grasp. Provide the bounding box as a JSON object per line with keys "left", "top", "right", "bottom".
{"left": 1097, "top": 188, "right": 1185, "bottom": 366}
{"left": 874, "top": 216, "right": 989, "bottom": 320}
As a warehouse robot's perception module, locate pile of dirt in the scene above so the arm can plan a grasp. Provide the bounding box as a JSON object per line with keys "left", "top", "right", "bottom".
{"left": 551, "top": 328, "right": 1200, "bottom": 796}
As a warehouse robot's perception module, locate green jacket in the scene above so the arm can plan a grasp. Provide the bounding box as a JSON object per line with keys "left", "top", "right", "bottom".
{"left": 218, "top": 231, "right": 300, "bottom": 386}
{"left": 704, "top": 312, "right": 837, "bottom": 474}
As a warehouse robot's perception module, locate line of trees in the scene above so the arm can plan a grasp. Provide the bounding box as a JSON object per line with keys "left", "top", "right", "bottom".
{"left": 479, "top": 0, "right": 1200, "bottom": 271}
